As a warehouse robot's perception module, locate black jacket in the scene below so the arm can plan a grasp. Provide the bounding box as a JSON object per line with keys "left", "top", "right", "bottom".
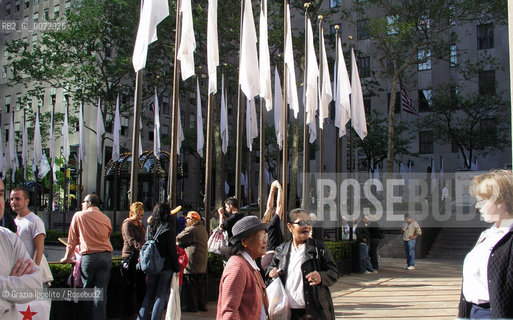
{"left": 266, "top": 238, "right": 340, "bottom": 320}
{"left": 458, "top": 229, "right": 513, "bottom": 318}
{"left": 148, "top": 223, "right": 179, "bottom": 272}
{"left": 222, "top": 212, "right": 245, "bottom": 240}
{"left": 355, "top": 222, "right": 371, "bottom": 243}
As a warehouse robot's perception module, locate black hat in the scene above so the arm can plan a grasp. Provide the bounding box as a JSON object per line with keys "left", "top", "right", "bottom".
{"left": 230, "top": 216, "right": 268, "bottom": 244}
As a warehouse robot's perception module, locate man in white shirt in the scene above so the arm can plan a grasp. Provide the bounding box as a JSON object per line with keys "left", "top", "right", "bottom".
{"left": 0, "top": 179, "right": 42, "bottom": 318}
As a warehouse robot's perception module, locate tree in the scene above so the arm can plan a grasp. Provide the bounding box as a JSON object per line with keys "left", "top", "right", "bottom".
{"left": 416, "top": 83, "right": 508, "bottom": 169}
{"left": 354, "top": 0, "right": 507, "bottom": 173}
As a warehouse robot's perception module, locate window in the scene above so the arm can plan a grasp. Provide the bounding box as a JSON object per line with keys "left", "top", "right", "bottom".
{"left": 50, "top": 94, "right": 56, "bottom": 106}
{"left": 189, "top": 113, "right": 195, "bottom": 127}
{"left": 33, "top": 12, "right": 39, "bottom": 23}
{"left": 418, "top": 15, "right": 431, "bottom": 31}
{"left": 16, "top": 93, "right": 21, "bottom": 110}
{"left": 162, "top": 97, "right": 170, "bottom": 115}
{"left": 450, "top": 45, "right": 457, "bottom": 67}
{"left": 419, "top": 131, "right": 433, "bottom": 154}
{"left": 364, "top": 98, "right": 371, "bottom": 113}
{"left": 34, "top": 0, "right": 39, "bottom": 5}
{"left": 6, "top": 3, "right": 11, "bottom": 16}
{"left": 478, "top": 70, "right": 495, "bottom": 95}
{"left": 358, "top": 56, "right": 370, "bottom": 78}
{"left": 121, "top": 117, "right": 128, "bottom": 136}
{"left": 23, "top": 15, "right": 28, "bottom": 22}
{"left": 417, "top": 48, "right": 431, "bottom": 71}
{"left": 32, "top": 34, "right": 37, "bottom": 43}
{"left": 24, "top": 0, "right": 29, "bottom": 8}
{"left": 477, "top": 23, "right": 494, "bottom": 50}
{"left": 387, "top": 15, "right": 398, "bottom": 35}
{"left": 4, "top": 126, "right": 8, "bottom": 142}
{"left": 387, "top": 92, "right": 400, "bottom": 114}
{"left": 357, "top": 19, "right": 369, "bottom": 40}
{"left": 15, "top": 0, "right": 20, "bottom": 12}
{"left": 5, "top": 96, "right": 11, "bottom": 113}
{"left": 330, "top": 0, "right": 341, "bottom": 8}
{"left": 54, "top": 4, "right": 59, "bottom": 17}
{"left": 2, "top": 66, "right": 7, "bottom": 79}
{"left": 451, "top": 139, "right": 459, "bottom": 153}
{"left": 480, "top": 118, "right": 496, "bottom": 140}
{"left": 162, "top": 125, "right": 169, "bottom": 138}
{"left": 44, "top": 8, "right": 49, "bottom": 20}
{"left": 418, "top": 89, "right": 432, "bottom": 112}
{"left": 106, "top": 114, "right": 113, "bottom": 133}
{"left": 65, "top": 0, "right": 71, "bottom": 12}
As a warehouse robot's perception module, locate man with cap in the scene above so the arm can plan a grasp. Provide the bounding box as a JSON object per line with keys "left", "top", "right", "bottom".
{"left": 217, "top": 216, "right": 269, "bottom": 320}
{"left": 177, "top": 211, "right": 209, "bottom": 312}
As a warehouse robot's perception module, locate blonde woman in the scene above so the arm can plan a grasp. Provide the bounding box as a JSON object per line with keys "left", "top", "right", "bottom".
{"left": 458, "top": 170, "right": 513, "bottom": 319}
{"left": 261, "top": 180, "right": 284, "bottom": 271}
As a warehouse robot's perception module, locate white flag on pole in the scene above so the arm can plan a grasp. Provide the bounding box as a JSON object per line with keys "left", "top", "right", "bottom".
{"left": 177, "top": 0, "right": 196, "bottom": 81}
{"left": 78, "top": 103, "right": 86, "bottom": 162}
{"left": 38, "top": 152, "right": 51, "bottom": 179}
{"left": 284, "top": 3, "right": 299, "bottom": 118}
{"left": 334, "top": 36, "right": 351, "bottom": 137}
{"left": 196, "top": 79, "right": 204, "bottom": 157}
{"left": 96, "top": 98, "right": 105, "bottom": 164}
{"left": 49, "top": 109, "right": 56, "bottom": 181}
{"left": 33, "top": 110, "right": 43, "bottom": 167}
{"left": 8, "top": 113, "right": 18, "bottom": 181}
{"left": 350, "top": 48, "right": 367, "bottom": 140}
{"left": 220, "top": 74, "right": 229, "bottom": 154}
{"left": 177, "top": 102, "right": 185, "bottom": 155}
{"left": 318, "top": 25, "right": 332, "bottom": 129}
{"left": 153, "top": 88, "right": 161, "bottom": 158}
{"left": 21, "top": 119, "right": 28, "bottom": 172}
{"left": 132, "top": 0, "right": 169, "bottom": 72}
{"left": 273, "top": 66, "right": 284, "bottom": 150}
{"left": 304, "top": 17, "right": 318, "bottom": 144}
{"left": 112, "top": 94, "right": 121, "bottom": 161}
{"left": 62, "top": 106, "right": 70, "bottom": 164}
{"left": 239, "top": 0, "right": 260, "bottom": 101}
{"left": 259, "top": 0, "right": 272, "bottom": 110}
{"left": 246, "top": 98, "right": 258, "bottom": 151}
{"left": 207, "top": 0, "right": 219, "bottom": 94}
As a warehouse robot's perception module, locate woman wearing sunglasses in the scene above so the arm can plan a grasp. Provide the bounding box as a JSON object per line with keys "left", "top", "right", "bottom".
{"left": 266, "top": 208, "right": 339, "bottom": 320}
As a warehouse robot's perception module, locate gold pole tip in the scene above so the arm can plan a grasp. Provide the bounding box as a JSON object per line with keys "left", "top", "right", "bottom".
{"left": 304, "top": 2, "right": 310, "bottom": 8}
{"left": 348, "top": 35, "right": 353, "bottom": 40}
{"left": 335, "top": 25, "right": 340, "bottom": 30}
{"left": 318, "top": 15, "right": 323, "bottom": 20}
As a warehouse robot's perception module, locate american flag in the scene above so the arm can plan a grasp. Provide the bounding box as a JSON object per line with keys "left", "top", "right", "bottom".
{"left": 400, "top": 78, "right": 418, "bottom": 115}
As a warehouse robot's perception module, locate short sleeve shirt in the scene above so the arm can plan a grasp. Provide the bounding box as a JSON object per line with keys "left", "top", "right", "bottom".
{"left": 15, "top": 212, "right": 46, "bottom": 257}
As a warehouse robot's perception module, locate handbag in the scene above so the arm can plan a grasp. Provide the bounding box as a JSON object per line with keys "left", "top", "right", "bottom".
{"left": 266, "top": 278, "right": 290, "bottom": 320}
{"left": 207, "top": 226, "right": 228, "bottom": 254}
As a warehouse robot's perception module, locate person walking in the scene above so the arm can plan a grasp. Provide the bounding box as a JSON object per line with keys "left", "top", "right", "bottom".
{"left": 217, "top": 216, "right": 269, "bottom": 320}
{"left": 60, "top": 194, "right": 113, "bottom": 320}
{"left": 368, "top": 217, "right": 384, "bottom": 270}
{"left": 355, "top": 216, "right": 376, "bottom": 274}
{"left": 458, "top": 170, "right": 513, "bottom": 319}
{"left": 267, "top": 209, "right": 340, "bottom": 320}
{"left": 137, "top": 203, "right": 179, "bottom": 320}
{"left": 177, "top": 211, "right": 208, "bottom": 312}
{"left": 402, "top": 214, "right": 422, "bottom": 270}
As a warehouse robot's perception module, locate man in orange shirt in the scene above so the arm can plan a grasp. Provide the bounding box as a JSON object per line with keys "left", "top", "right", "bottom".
{"left": 60, "top": 194, "right": 113, "bottom": 320}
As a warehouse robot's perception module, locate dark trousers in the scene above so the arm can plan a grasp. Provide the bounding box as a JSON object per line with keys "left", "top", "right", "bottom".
{"left": 369, "top": 238, "right": 381, "bottom": 270}
{"left": 181, "top": 273, "right": 207, "bottom": 312}
{"left": 470, "top": 304, "right": 492, "bottom": 319}
{"left": 290, "top": 308, "right": 307, "bottom": 320}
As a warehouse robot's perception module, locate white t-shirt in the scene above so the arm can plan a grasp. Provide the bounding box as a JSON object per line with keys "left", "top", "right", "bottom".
{"left": 285, "top": 242, "right": 306, "bottom": 308}
{"left": 15, "top": 212, "right": 46, "bottom": 258}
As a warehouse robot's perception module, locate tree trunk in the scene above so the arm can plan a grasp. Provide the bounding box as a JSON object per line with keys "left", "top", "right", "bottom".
{"left": 386, "top": 77, "right": 399, "bottom": 173}
{"left": 288, "top": 121, "right": 300, "bottom": 210}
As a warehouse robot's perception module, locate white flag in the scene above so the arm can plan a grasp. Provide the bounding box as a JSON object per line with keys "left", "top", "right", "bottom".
{"left": 207, "top": 0, "right": 219, "bottom": 94}
{"left": 239, "top": 0, "right": 260, "bottom": 100}
{"left": 177, "top": 102, "right": 185, "bottom": 155}
{"left": 132, "top": 0, "right": 170, "bottom": 72}
{"left": 62, "top": 106, "right": 70, "bottom": 164}
{"left": 0, "top": 127, "right": 6, "bottom": 179}
{"left": 21, "top": 119, "right": 28, "bottom": 170}
{"left": 241, "top": 172, "right": 248, "bottom": 198}
{"left": 304, "top": 18, "right": 318, "bottom": 143}
{"left": 33, "top": 110, "right": 43, "bottom": 167}
{"left": 153, "top": 88, "right": 161, "bottom": 158}
{"left": 334, "top": 36, "right": 351, "bottom": 137}
{"left": 318, "top": 25, "right": 332, "bottom": 129}
{"left": 96, "top": 98, "right": 105, "bottom": 164}
{"left": 246, "top": 98, "right": 258, "bottom": 151}
{"left": 196, "top": 79, "right": 204, "bottom": 157}
{"left": 259, "top": 0, "right": 272, "bottom": 110}
{"left": 350, "top": 48, "right": 367, "bottom": 140}
{"left": 8, "top": 113, "right": 18, "bottom": 180}
{"left": 38, "top": 152, "right": 50, "bottom": 179}
{"left": 78, "top": 103, "right": 86, "bottom": 162}
{"left": 49, "top": 110, "right": 56, "bottom": 181}
{"left": 284, "top": 4, "right": 299, "bottom": 118}
{"left": 112, "top": 94, "right": 121, "bottom": 161}
{"left": 220, "top": 74, "right": 229, "bottom": 154}
{"left": 177, "top": 0, "right": 196, "bottom": 81}
{"left": 273, "top": 66, "right": 284, "bottom": 150}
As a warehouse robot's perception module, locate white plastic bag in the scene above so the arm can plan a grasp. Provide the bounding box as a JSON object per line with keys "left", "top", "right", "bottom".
{"left": 207, "top": 226, "right": 228, "bottom": 254}
{"left": 267, "top": 278, "right": 290, "bottom": 320}
{"left": 165, "top": 273, "right": 181, "bottom": 320}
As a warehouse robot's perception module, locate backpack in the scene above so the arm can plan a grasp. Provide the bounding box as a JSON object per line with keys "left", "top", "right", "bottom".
{"left": 137, "top": 224, "right": 167, "bottom": 274}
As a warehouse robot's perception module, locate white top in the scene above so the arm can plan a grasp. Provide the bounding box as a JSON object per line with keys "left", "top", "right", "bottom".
{"left": 241, "top": 251, "right": 266, "bottom": 320}
{"left": 15, "top": 212, "right": 46, "bottom": 258}
{"left": 462, "top": 219, "right": 513, "bottom": 304}
{"left": 441, "top": 187, "right": 449, "bottom": 201}
{"left": 285, "top": 242, "right": 306, "bottom": 308}
{"left": 0, "top": 227, "right": 42, "bottom": 318}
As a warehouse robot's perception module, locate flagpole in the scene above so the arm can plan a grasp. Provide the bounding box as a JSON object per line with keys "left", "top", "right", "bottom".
{"left": 169, "top": 0, "right": 183, "bottom": 209}
{"left": 301, "top": 3, "right": 311, "bottom": 209}
{"left": 282, "top": 0, "right": 289, "bottom": 227}
{"left": 335, "top": 26, "right": 342, "bottom": 241}
{"left": 318, "top": 16, "right": 324, "bottom": 179}
{"left": 129, "top": 70, "right": 143, "bottom": 204}
{"left": 204, "top": 92, "right": 214, "bottom": 230}
{"left": 235, "top": 0, "right": 245, "bottom": 202}
{"left": 349, "top": 38, "right": 355, "bottom": 174}
{"left": 259, "top": 97, "right": 265, "bottom": 218}
{"left": 78, "top": 102, "right": 83, "bottom": 210}
{"left": 49, "top": 100, "right": 54, "bottom": 225}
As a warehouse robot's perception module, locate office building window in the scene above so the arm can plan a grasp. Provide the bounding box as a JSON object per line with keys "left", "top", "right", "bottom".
{"left": 34, "top": 0, "right": 39, "bottom": 5}
{"left": 5, "top": 96, "right": 11, "bottom": 113}
{"left": 477, "top": 23, "right": 494, "bottom": 50}
{"left": 480, "top": 118, "right": 496, "bottom": 140}
{"left": 330, "top": 0, "right": 341, "bottom": 8}
{"left": 54, "top": 4, "right": 60, "bottom": 17}
{"left": 419, "top": 131, "right": 433, "bottom": 154}
{"left": 32, "top": 34, "right": 37, "bottom": 43}
{"left": 15, "top": 0, "right": 20, "bottom": 12}
{"left": 418, "top": 89, "right": 432, "bottom": 112}
{"left": 121, "top": 117, "right": 128, "bottom": 136}
{"left": 65, "top": 0, "right": 71, "bottom": 12}
{"left": 44, "top": 8, "right": 49, "bottom": 20}
{"left": 417, "top": 48, "right": 431, "bottom": 71}
{"left": 358, "top": 56, "right": 371, "bottom": 78}
{"left": 357, "top": 19, "right": 369, "bottom": 40}
{"left": 24, "top": 0, "right": 29, "bottom": 8}
{"left": 6, "top": 3, "right": 11, "bottom": 16}
{"left": 33, "top": 12, "right": 39, "bottom": 23}
{"left": 478, "top": 70, "right": 495, "bottom": 95}
{"left": 2, "top": 66, "right": 7, "bottom": 79}
{"left": 387, "top": 15, "right": 398, "bottom": 35}
{"left": 162, "top": 125, "right": 169, "bottom": 138}
{"left": 450, "top": 45, "right": 457, "bottom": 67}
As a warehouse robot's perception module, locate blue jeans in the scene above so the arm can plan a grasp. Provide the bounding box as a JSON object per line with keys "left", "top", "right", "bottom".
{"left": 403, "top": 240, "right": 416, "bottom": 267}
{"left": 359, "top": 242, "right": 374, "bottom": 273}
{"left": 138, "top": 270, "right": 173, "bottom": 320}
{"left": 80, "top": 251, "right": 112, "bottom": 320}
{"left": 470, "top": 304, "right": 492, "bottom": 319}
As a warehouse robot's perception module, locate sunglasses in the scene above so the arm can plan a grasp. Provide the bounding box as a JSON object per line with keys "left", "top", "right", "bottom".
{"left": 290, "top": 220, "right": 313, "bottom": 227}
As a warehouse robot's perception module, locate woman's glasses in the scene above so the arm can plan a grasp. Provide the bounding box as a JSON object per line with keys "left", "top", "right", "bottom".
{"left": 290, "top": 220, "right": 313, "bottom": 227}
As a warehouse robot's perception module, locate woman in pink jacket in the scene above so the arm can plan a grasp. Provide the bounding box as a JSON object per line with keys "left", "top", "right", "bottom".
{"left": 217, "top": 216, "right": 269, "bottom": 320}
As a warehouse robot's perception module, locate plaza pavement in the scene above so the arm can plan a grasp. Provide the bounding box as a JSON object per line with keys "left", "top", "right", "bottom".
{"left": 181, "top": 257, "right": 463, "bottom": 320}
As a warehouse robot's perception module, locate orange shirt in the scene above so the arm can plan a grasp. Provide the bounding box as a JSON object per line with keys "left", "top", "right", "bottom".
{"left": 67, "top": 207, "right": 113, "bottom": 255}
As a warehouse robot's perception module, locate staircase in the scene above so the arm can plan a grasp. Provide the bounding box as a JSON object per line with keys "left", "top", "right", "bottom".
{"left": 427, "top": 227, "right": 486, "bottom": 260}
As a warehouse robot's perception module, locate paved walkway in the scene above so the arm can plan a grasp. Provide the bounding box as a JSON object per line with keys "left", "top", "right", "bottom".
{"left": 181, "top": 257, "right": 463, "bottom": 320}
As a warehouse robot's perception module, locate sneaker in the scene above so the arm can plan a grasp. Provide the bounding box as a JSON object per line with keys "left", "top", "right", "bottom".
{"left": 363, "top": 271, "right": 372, "bottom": 274}
{"left": 407, "top": 266, "right": 415, "bottom": 270}
{"left": 371, "top": 270, "right": 378, "bottom": 274}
